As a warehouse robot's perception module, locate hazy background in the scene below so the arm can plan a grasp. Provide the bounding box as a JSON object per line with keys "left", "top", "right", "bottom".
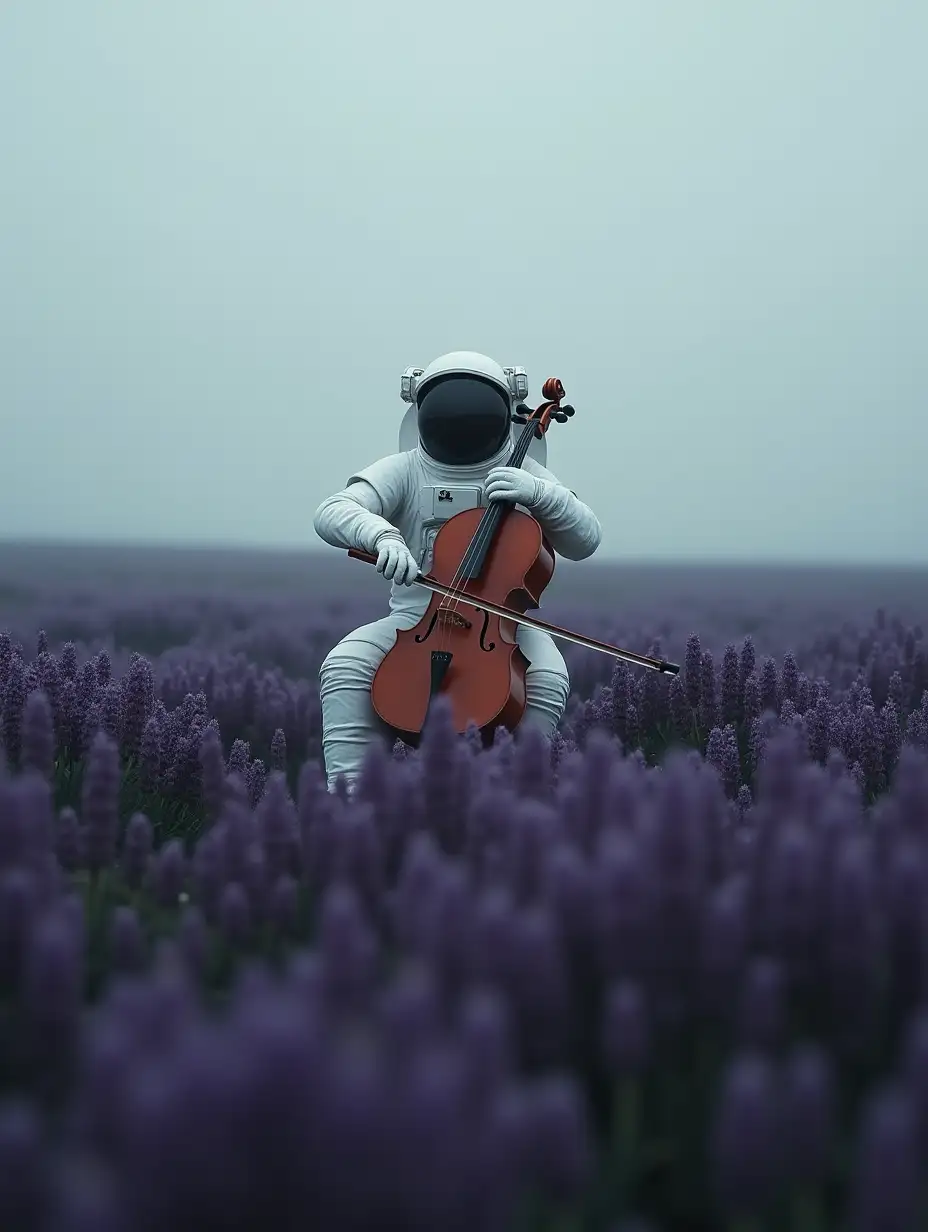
{"left": 1, "top": 0, "right": 925, "bottom": 564}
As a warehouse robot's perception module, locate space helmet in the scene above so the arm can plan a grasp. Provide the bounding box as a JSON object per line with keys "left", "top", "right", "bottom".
{"left": 403, "top": 351, "right": 516, "bottom": 467}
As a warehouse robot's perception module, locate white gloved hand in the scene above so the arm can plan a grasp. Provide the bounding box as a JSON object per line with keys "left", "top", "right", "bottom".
{"left": 484, "top": 467, "right": 542, "bottom": 508}
{"left": 374, "top": 534, "right": 419, "bottom": 586}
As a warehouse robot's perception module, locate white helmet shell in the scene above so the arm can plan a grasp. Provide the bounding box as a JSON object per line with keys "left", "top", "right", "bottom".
{"left": 398, "top": 351, "right": 547, "bottom": 466}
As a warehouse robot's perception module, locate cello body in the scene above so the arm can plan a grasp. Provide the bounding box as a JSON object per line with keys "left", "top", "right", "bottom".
{"left": 369, "top": 505, "right": 555, "bottom": 744}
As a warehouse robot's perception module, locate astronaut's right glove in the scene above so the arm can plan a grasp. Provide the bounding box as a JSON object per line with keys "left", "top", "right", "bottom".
{"left": 374, "top": 533, "right": 419, "bottom": 586}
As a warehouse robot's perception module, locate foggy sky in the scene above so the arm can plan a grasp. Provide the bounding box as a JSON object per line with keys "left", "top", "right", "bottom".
{"left": 1, "top": 0, "right": 925, "bottom": 564}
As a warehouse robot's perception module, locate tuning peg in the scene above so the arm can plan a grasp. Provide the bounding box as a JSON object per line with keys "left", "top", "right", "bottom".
{"left": 561, "top": 404, "right": 576, "bottom": 417}
{"left": 553, "top": 410, "right": 568, "bottom": 423}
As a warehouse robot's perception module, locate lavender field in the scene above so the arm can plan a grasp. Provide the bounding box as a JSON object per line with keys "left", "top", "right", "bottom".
{"left": 2, "top": 541, "right": 928, "bottom": 1231}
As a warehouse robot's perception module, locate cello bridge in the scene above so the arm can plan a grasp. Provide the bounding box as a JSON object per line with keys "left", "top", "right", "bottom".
{"left": 436, "top": 609, "right": 472, "bottom": 630}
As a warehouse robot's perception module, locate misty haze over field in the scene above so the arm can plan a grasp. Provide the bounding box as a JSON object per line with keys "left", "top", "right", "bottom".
{"left": 1, "top": 1, "right": 925, "bottom": 564}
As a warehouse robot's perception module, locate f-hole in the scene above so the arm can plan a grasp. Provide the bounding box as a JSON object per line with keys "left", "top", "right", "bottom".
{"left": 414, "top": 612, "right": 438, "bottom": 643}
{"left": 479, "top": 610, "right": 495, "bottom": 652}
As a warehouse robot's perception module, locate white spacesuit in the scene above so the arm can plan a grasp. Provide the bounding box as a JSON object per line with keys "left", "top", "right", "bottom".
{"left": 313, "top": 351, "right": 603, "bottom": 792}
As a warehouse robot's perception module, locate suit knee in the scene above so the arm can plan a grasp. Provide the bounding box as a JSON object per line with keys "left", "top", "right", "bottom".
{"left": 320, "top": 640, "right": 381, "bottom": 693}
{"left": 524, "top": 668, "right": 570, "bottom": 730}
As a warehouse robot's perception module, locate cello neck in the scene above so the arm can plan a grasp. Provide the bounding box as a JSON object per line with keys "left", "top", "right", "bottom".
{"left": 457, "top": 415, "right": 539, "bottom": 582}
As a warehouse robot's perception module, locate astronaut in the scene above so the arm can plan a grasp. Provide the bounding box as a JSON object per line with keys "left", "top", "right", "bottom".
{"left": 313, "top": 351, "right": 603, "bottom": 792}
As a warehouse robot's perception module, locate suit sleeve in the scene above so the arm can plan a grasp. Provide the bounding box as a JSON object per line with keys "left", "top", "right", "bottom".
{"left": 523, "top": 459, "right": 603, "bottom": 561}
{"left": 312, "top": 454, "right": 411, "bottom": 553}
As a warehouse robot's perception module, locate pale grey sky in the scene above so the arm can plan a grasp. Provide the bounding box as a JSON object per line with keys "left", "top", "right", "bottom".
{"left": 1, "top": 1, "right": 925, "bottom": 563}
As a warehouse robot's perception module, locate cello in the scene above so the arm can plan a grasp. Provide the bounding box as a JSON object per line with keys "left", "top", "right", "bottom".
{"left": 348, "top": 378, "right": 680, "bottom": 746}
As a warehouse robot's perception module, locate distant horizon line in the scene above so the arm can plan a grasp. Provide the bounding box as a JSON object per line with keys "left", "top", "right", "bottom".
{"left": 0, "top": 536, "right": 926, "bottom": 573}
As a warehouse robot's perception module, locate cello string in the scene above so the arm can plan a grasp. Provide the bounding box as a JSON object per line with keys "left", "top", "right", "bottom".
{"left": 437, "top": 411, "right": 543, "bottom": 656}
{"left": 433, "top": 409, "right": 534, "bottom": 657}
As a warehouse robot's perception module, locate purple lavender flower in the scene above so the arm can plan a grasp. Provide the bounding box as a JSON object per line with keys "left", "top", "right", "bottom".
{"left": 710, "top": 1053, "right": 782, "bottom": 1219}
{"left": 0, "top": 869, "right": 38, "bottom": 991}
{"left": 742, "top": 672, "right": 760, "bottom": 728}
{"left": 109, "top": 905, "right": 147, "bottom": 974}
{"left": 457, "top": 985, "right": 514, "bottom": 1102}
{"left": 706, "top": 724, "right": 741, "bottom": 798}
{"left": 720, "top": 644, "right": 741, "bottom": 725}
{"left": 905, "top": 709, "right": 928, "bottom": 752}
{"left": 99, "top": 683, "right": 121, "bottom": 745}
{"left": 880, "top": 700, "right": 902, "bottom": 780}
{"left": 825, "top": 836, "right": 882, "bottom": 1050}
{"left": 512, "top": 725, "right": 556, "bottom": 801}
{"left": 699, "top": 877, "right": 749, "bottom": 1017}
{"left": 736, "top": 784, "right": 752, "bottom": 819}
{"left": 197, "top": 723, "right": 225, "bottom": 823}
{"left": 622, "top": 701, "right": 640, "bottom": 753}
{"left": 523, "top": 1076, "right": 593, "bottom": 1208}
{"left": 55, "top": 806, "right": 81, "bottom": 873}
{"left": 59, "top": 641, "right": 77, "bottom": 681}
{"left": 257, "top": 771, "right": 299, "bottom": 881}
{"left": 780, "top": 652, "right": 799, "bottom": 705}
{"left": 377, "top": 960, "right": 441, "bottom": 1064}
{"left": 888, "top": 669, "right": 906, "bottom": 710}
{"left": 736, "top": 958, "right": 786, "bottom": 1053}
{"left": 241, "top": 841, "right": 268, "bottom": 922}
{"left": 81, "top": 732, "right": 121, "bottom": 873}
{"left": 1, "top": 656, "right": 26, "bottom": 766}
{"left": 227, "top": 738, "right": 250, "bottom": 777}
{"left": 610, "top": 662, "right": 631, "bottom": 743}
{"left": 121, "top": 812, "right": 152, "bottom": 892}
{"left": 421, "top": 696, "right": 471, "bottom": 849}
{"left": 81, "top": 702, "right": 101, "bottom": 754}
{"left": 177, "top": 904, "right": 209, "bottom": 979}
{"left": 76, "top": 661, "right": 97, "bottom": 710}
{"left": 507, "top": 904, "right": 572, "bottom": 1067}
{"left": 21, "top": 690, "right": 55, "bottom": 781}
{"left": 781, "top": 1044, "right": 835, "bottom": 1187}
{"left": 793, "top": 673, "right": 808, "bottom": 715}
{"left": 759, "top": 657, "right": 779, "bottom": 714}
{"left": 0, "top": 631, "right": 11, "bottom": 686}
{"left": 36, "top": 630, "right": 48, "bottom": 656}
{"left": 739, "top": 635, "right": 756, "bottom": 690}
{"left": 57, "top": 677, "right": 80, "bottom": 760}
{"left": 269, "top": 873, "right": 299, "bottom": 936}
{"left": 246, "top": 757, "right": 267, "bottom": 807}
{"left": 318, "top": 881, "right": 377, "bottom": 1013}
{"left": 95, "top": 650, "right": 111, "bottom": 687}
{"left": 668, "top": 674, "right": 689, "bottom": 738}
{"left": 699, "top": 650, "right": 717, "bottom": 729}
{"left": 857, "top": 704, "right": 884, "bottom": 794}
{"left": 850, "top": 1086, "right": 920, "bottom": 1232}
{"left": 636, "top": 652, "right": 660, "bottom": 734}
{"left": 269, "top": 727, "right": 287, "bottom": 772}
{"left": 22, "top": 906, "right": 84, "bottom": 1086}
{"left": 153, "top": 840, "right": 186, "bottom": 908}
{"left": 0, "top": 1100, "right": 44, "bottom": 1230}
{"left": 683, "top": 634, "right": 702, "bottom": 711}
{"left": 805, "top": 697, "right": 831, "bottom": 764}
{"left": 592, "top": 831, "right": 654, "bottom": 987}
{"left": 120, "top": 657, "right": 152, "bottom": 756}
{"left": 135, "top": 716, "right": 161, "bottom": 793}
{"left": 218, "top": 880, "right": 251, "bottom": 948}
{"left": 601, "top": 980, "right": 649, "bottom": 1077}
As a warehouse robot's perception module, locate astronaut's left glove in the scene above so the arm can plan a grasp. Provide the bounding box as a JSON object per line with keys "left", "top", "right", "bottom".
{"left": 484, "top": 467, "right": 543, "bottom": 509}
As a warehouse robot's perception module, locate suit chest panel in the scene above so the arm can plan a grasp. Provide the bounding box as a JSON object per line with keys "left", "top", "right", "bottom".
{"left": 413, "top": 484, "right": 484, "bottom": 571}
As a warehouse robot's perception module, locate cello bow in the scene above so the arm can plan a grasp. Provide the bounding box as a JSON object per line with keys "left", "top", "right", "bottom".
{"left": 346, "top": 548, "right": 680, "bottom": 676}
